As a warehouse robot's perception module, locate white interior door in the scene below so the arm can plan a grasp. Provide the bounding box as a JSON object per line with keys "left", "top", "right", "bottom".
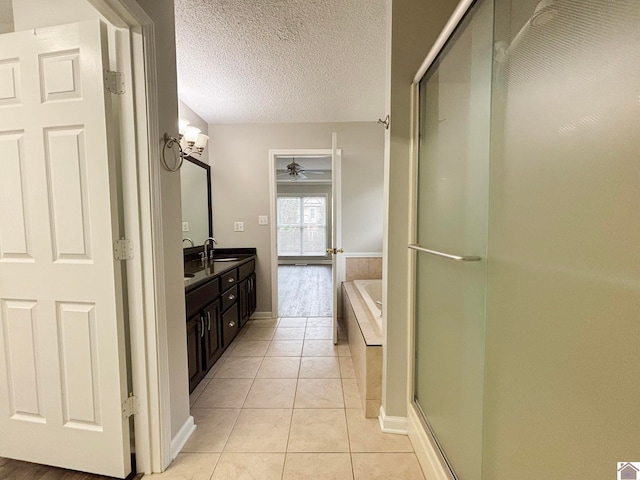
{"left": 330, "top": 133, "right": 342, "bottom": 344}
{"left": 0, "top": 20, "right": 131, "bottom": 478}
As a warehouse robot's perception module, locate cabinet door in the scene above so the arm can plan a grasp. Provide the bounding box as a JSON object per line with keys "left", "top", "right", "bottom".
{"left": 204, "top": 300, "right": 222, "bottom": 370}
{"left": 221, "top": 304, "right": 240, "bottom": 349}
{"left": 186, "top": 315, "right": 205, "bottom": 393}
{"left": 238, "top": 279, "right": 249, "bottom": 327}
{"left": 248, "top": 273, "right": 257, "bottom": 316}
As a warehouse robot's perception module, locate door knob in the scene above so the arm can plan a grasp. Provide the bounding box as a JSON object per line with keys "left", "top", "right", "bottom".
{"left": 326, "top": 247, "right": 344, "bottom": 254}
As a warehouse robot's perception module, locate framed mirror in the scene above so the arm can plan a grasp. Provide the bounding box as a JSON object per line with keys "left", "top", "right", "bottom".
{"left": 181, "top": 156, "right": 212, "bottom": 247}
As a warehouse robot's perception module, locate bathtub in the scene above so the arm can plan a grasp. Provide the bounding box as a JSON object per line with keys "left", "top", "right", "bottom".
{"left": 341, "top": 280, "right": 383, "bottom": 418}
{"left": 353, "top": 279, "right": 382, "bottom": 334}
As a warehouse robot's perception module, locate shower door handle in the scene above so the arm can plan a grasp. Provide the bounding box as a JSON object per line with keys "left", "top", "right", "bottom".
{"left": 408, "top": 244, "right": 481, "bottom": 262}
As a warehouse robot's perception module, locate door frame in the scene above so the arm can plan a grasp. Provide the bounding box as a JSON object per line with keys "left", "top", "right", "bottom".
{"left": 86, "top": 0, "right": 170, "bottom": 474}
{"left": 268, "top": 149, "right": 342, "bottom": 319}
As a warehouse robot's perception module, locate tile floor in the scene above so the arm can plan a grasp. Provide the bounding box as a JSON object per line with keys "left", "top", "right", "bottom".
{"left": 148, "top": 317, "right": 426, "bottom": 480}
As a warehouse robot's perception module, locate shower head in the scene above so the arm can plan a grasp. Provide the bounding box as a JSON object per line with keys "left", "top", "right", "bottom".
{"left": 495, "top": 0, "right": 559, "bottom": 63}
{"left": 530, "top": 0, "right": 559, "bottom": 27}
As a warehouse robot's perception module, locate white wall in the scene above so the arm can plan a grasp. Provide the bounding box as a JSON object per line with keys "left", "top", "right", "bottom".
{"left": 209, "top": 122, "right": 384, "bottom": 314}
{"left": 383, "top": 0, "right": 459, "bottom": 419}
{"left": 12, "top": 0, "right": 106, "bottom": 29}
{"left": 135, "top": 0, "right": 190, "bottom": 443}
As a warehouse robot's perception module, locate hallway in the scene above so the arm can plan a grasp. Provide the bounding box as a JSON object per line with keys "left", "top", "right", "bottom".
{"left": 155, "top": 317, "right": 425, "bottom": 479}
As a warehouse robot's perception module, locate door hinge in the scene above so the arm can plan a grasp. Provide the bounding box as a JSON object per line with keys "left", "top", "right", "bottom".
{"left": 114, "top": 239, "right": 134, "bottom": 260}
{"left": 122, "top": 394, "right": 139, "bottom": 418}
{"left": 104, "top": 69, "right": 125, "bottom": 94}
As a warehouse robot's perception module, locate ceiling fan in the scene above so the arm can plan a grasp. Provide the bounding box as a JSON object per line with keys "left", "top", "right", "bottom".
{"left": 277, "top": 158, "right": 325, "bottom": 180}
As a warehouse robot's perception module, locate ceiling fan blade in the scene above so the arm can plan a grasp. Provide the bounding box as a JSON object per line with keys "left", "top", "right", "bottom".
{"left": 297, "top": 173, "right": 308, "bottom": 180}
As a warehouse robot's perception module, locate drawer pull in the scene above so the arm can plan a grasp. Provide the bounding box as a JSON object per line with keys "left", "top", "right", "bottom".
{"left": 207, "top": 311, "right": 211, "bottom": 331}
{"left": 228, "top": 321, "right": 236, "bottom": 328}
{"left": 227, "top": 277, "right": 235, "bottom": 283}
{"left": 228, "top": 294, "right": 236, "bottom": 301}
{"left": 200, "top": 317, "right": 205, "bottom": 338}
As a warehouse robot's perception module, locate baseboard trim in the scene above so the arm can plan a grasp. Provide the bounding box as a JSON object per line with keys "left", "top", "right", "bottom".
{"left": 378, "top": 405, "right": 408, "bottom": 435}
{"left": 250, "top": 311, "right": 273, "bottom": 319}
{"left": 407, "top": 404, "right": 455, "bottom": 480}
{"left": 170, "top": 415, "right": 195, "bottom": 461}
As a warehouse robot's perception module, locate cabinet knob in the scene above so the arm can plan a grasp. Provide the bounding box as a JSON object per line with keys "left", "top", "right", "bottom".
{"left": 228, "top": 294, "right": 235, "bottom": 301}
{"left": 227, "top": 277, "right": 235, "bottom": 283}
{"left": 228, "top": 321, "right": 236, "bottom": 327}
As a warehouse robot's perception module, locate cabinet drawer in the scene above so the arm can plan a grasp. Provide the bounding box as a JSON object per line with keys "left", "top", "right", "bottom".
{"left": 239, "top": 259, "right": 255, "bottom": 280}
{"left": 220, "top": 269, "right": 238, "bottom": 288}
{"left": 221, "top": 303, "right": 239, "bottom": 348}
{"left": 186, "top": 278, "right": 220, "bottom": 318}
{"left": 221, "top": 285, "right": 238, "bottom": 311}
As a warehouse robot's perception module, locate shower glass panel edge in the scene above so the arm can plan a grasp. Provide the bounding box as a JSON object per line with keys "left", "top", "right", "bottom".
{"left": 412, "top": 0, "right": 493, "bottom": 478}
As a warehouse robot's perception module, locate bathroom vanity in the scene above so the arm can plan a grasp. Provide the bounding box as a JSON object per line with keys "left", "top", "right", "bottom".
{"left": 184, "top": 248, "right": 257, "bottom": 392}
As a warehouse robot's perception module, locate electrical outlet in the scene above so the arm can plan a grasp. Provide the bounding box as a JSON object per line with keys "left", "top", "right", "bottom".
{"left": 182, "top": 222, "right": 189, "bottom": 232}
{"left": 258, "top": 215, "right": 268, "bottom": 225}
{"left": 234, "top": 221, "right": 244, "bottom": 232}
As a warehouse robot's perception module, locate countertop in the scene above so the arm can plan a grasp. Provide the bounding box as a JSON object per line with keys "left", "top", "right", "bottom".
{"left": 183, "top": 248, "right": 257, "bottom": 292}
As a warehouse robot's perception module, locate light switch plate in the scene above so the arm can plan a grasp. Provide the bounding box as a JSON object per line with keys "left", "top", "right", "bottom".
{"left": 258, "top": 215, "right": 268, "bottom": 225}
{"left": 234, "top": 221, "right": 244, "bottom": 232}
{"left": 182, "top": 222, "right": 189, "bottom": 232}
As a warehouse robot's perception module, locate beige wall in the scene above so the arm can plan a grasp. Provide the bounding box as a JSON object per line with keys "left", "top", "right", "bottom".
{"left": 383, "top": 0, "right": 458, "bottom": 418}
{"left": 135, "top": 0, "right": 190, "bottom": 442}
{"left": 209, "top": 122, "right": 384, "bottom": 314}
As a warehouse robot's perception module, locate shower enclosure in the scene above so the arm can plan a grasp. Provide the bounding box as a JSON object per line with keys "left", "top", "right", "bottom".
{"left": 411, "top": 0, "right": 640, "bottom": 478}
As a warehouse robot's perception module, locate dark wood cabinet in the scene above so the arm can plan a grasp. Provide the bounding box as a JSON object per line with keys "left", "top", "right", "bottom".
{"left": 203, "top": 300, "right": 222, "bottom": 371}
{"left": 185, "top": 255, "right": 256, "bottom": 393}
{"left": 186, "top": 314, "right": 205, "bottom": 392}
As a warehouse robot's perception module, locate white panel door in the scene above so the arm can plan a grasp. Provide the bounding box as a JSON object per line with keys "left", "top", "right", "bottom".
{"left": 0, "top": 20, "right": 131, "bottom": 478}
{"left": 330, "top": 133, "right": 342, "bottom": 344}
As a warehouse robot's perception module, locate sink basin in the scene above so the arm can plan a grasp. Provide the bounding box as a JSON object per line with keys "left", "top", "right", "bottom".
{"left": 184, "top": 273, "right": 195, "bottom": 280}
{"left": 213, "top": 257, "right": 239, "bottom": 262}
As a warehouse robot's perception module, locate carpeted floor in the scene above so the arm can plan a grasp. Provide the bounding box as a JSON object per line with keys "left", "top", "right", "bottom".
{"left": 278, "top": 265, "right": 332, "bottom": 317}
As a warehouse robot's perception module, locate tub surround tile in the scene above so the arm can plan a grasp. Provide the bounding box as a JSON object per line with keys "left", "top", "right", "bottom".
{"left": 213, "top": 356, "right": 262, "bottom": 378}
{"left": 283, "top": 453, "right": 353, "bottom": 480}
{"left": 343, "top": 283, "right": 382, "bottom": 346}
{"left": 346, "top": 409, "right": 413, "bottom": 453}
{"left": 345, "top": 257, "right": 383, "bottom": 281}
{"left": 243, "top": 379, "right": 297, "bottom": 408}
{"left": 183, "top": 408, "right": 240, "bottom": 453}
{"left": 287, "top": 409, "right": 349, "bottom": 452}
{"left": 224, "top": 409, "right": 292, "bottom": 452}
{"left": 266, "top": 340, "right": 304, "bottom": 357}
{"left": 365, "top": 400, "right": 381, "bottom": 418}
{"left": 211, "top": 453, "right": 285, "bottom": 480}
{"left": 147, "top": 452, "right": 219, "bottom": 479}
{"left": 193, "top": 378, "right": 253, "bottom": 408}
{"left": 298, "top": 357, "right": 341, "bottom": 379}
{"left": 294, "top": 379, "right": 344, "bottom": 408}
{"left": 256, "top": 356, "right": 301, "bottom": 378}
{"left": 351, "top": 453, "right": 426, "bottom": 480}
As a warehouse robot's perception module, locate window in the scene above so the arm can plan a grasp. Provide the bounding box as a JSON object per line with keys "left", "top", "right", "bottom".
{"left": 277, "top": 195, "right": 327, "bottom": 256}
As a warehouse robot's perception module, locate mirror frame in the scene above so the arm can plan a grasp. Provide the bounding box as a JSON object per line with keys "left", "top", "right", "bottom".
{"left": 183, "top": 155, "right": 213, "bottom": 248}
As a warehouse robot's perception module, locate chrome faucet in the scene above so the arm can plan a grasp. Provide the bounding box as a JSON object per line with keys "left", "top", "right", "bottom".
{"left": 182, "top": 238, "right": 194, "bottom": 247}
{"left": 203, "top": 237, "right": 218, "bottom": 262}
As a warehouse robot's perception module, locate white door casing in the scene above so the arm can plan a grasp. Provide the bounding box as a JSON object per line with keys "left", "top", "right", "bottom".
{"left": 0, "top": 20, "right": 131, "bottom": 478}
{"left": 330, "top": 132, "right": 342, "bottom": 344}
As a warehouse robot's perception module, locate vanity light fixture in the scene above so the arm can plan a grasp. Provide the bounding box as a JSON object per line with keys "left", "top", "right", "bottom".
{"left": 161, "top": 119, "right": 210, "bottom": 172}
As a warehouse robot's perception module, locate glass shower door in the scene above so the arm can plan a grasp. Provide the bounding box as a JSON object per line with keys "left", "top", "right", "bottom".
{"left": 413, "top": 0, "right": 493, "bottom": 478}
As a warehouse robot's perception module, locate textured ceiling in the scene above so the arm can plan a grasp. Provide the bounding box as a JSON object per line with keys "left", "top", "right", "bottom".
{"left": 174, "top": 0, "right": 387, "bottom": 124}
